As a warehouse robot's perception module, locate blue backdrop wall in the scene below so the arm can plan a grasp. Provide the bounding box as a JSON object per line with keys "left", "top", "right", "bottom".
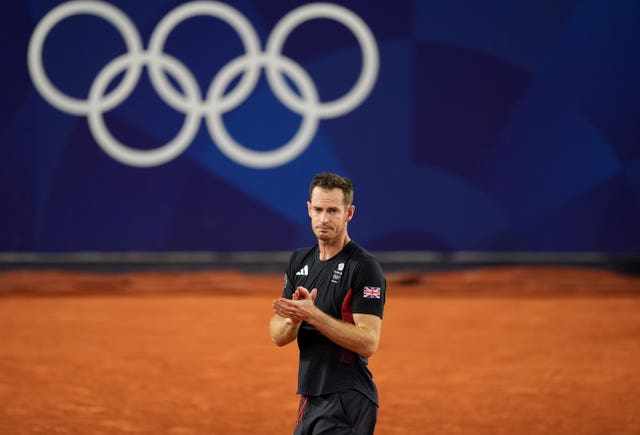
{"left": 2, "top": 0, "right": 639, "bottom": 253}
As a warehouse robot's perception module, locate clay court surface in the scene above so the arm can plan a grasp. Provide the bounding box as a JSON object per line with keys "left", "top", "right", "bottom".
{"left": 1, "top": 266, "right": 639, "bottom": 434}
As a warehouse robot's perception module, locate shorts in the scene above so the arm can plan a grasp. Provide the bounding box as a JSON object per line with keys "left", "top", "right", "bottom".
{"left": 293, "top": 389, "right": 378, "bottom": 435}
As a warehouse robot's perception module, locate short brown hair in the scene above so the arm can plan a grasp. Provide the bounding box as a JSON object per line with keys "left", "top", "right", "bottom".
{"left": 309, "top": 172, "right": 354, "bottom": 207}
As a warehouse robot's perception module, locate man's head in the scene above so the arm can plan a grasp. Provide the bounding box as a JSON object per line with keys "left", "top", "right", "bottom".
{"left": 309, "top": 172, "right": 354, "bottom": 207}
{"left": 307, "top": 172, "right": 355, "bottom": 243}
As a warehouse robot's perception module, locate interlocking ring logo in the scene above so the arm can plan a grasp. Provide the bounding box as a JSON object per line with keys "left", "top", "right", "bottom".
{"left": 27, "top": 1, "right": 379, "bottom": 168}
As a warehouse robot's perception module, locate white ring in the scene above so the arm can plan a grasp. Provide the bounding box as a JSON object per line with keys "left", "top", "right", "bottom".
{"left": 147, "top": 1, "right": 262, "bottom": 114}
{"left": 87, "top": 53, "right": 201, "bottom": 167}
{"left": 206, "top": 54, "right": 319, "bottom": 169}
{"left": 27, "top": 0, "right": 144, "bottom": 115}
{"left": 265, "top": 2, "right": 379, "bottom": 119}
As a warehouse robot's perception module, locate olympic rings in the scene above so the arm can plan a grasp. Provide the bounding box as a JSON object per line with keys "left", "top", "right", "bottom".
{"left": 27, "top": 1, "right": 379, "bottom": 169}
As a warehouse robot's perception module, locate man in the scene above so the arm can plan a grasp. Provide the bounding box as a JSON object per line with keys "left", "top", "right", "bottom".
{"left": 270, "top": 172, "right": 386, "bottom": 435}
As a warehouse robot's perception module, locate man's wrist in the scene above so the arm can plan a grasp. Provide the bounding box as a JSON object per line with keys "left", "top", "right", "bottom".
{"left": 304, "top": 305, "right": 323, "bottom": 326}
{"left": 285, "top": 317, "right": 302, "bottom": 327}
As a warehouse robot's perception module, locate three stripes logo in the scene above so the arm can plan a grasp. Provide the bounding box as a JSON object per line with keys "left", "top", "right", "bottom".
{"left": 296, "top": 265, "right": 309, "bottom": 276}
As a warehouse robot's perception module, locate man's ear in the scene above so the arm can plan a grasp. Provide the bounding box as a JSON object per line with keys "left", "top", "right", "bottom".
{"left": 346, "top": 204, "right": 355, "bottom": 221}
{"left": 307, "top": 201, "right": 312, "bottom": 217}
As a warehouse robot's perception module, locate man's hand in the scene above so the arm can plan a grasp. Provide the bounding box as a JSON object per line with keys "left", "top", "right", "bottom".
{"left": 273, "top": 286, "right": 318, "bottom": 323}
{"left": 293, "top": 286, "right": 317, "bottom": 301}
{"left": 272, "top": 285, "right": 382, "bottom": 357}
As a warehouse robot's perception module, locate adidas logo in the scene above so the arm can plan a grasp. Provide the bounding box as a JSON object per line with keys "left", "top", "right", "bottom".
{"left": 296, "top": 265, "right": 309, "bottom": 276}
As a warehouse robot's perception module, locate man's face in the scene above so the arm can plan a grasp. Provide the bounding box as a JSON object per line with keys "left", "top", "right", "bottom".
{"left": 307, "top": 187, "right": 354, "bottom": 242}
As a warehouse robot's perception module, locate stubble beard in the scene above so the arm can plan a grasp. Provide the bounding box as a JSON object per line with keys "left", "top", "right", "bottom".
{"left": 314, "top": 223, "right": 345, "bottom": 245}
{"left": 315, "top": 228, "right": 334, "bottom": 242}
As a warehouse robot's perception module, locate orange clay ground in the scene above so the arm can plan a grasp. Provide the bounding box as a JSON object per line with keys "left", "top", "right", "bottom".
{"left": 1, "top": 266, "right": 639, "bottom": 434}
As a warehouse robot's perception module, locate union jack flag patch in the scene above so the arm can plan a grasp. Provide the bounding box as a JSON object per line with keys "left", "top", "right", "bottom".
{"left": 363, "top": 286, "right": 381, "bottom": 299}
